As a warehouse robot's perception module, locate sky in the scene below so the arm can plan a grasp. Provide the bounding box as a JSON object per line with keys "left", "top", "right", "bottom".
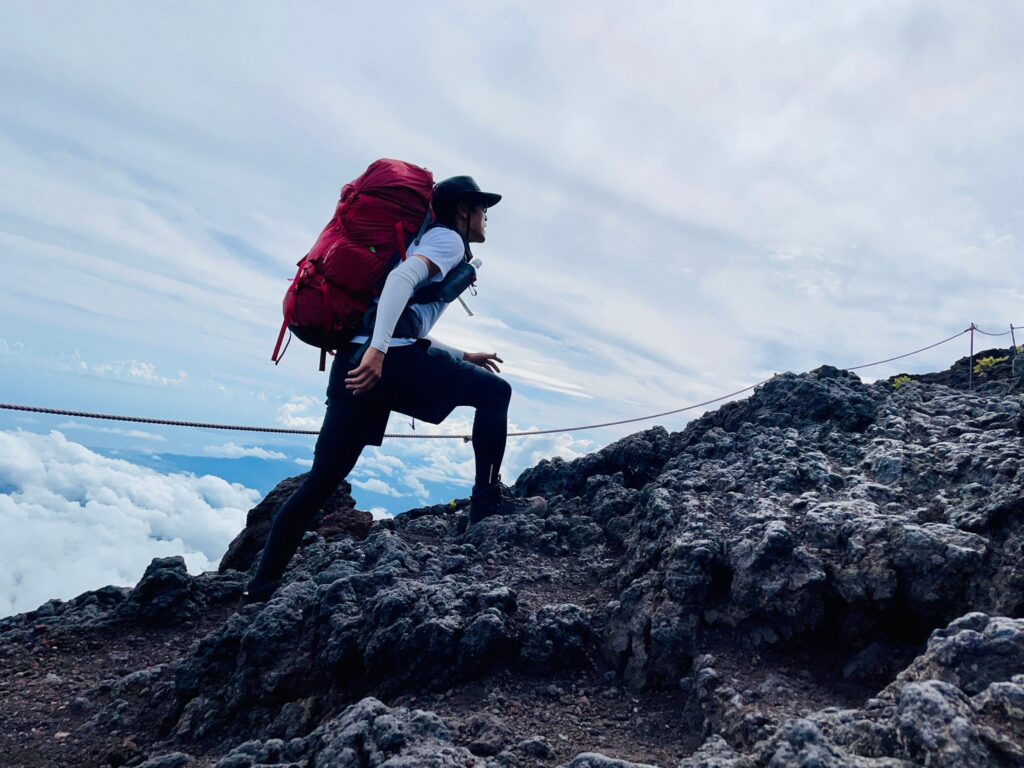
{"left": 1, "top": 2, "right": 1021, "bottom": 616}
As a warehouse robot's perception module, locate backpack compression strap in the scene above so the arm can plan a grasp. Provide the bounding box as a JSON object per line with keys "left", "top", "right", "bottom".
{"left": 272, "top": 258, "right": 313, "bottom": 364}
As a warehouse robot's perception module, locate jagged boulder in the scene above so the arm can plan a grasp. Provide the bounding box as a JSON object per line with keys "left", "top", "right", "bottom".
{"left": 895, "top": 614, "right": 1024, "bottom": 700}
{"left": 0, "top": 584, "right": 130, "bottom": 641}
{"left": 137, "top": 754, "right": 194, "bottom": 768}
{"left": 726, "top": 520, "right": 828, "bottom": 644}
{"left": 211, "top": 697, "right": 482, "bottom": 767}
{"left": 562, "top": 754, "right": 659, "bottom": 768}
{"left": 521, "top": 604, "right": 592, "bottom": 671}
{"left": 219, "top": 475, "right": 368, "bottom": 574}
{"left": 516, "top": 426, "right": 684, "bottom": 500}
{"left": 121, "top": 556, "right": 200, "bottom": 624}
{"left": 172, "top": 529, "right": 525, "bottom": 739}
{"left": 690, "top": 365, "right": 883, "bottom": 438}
{"left": 681, "top": 614, "right": 1024, "bottom": 766}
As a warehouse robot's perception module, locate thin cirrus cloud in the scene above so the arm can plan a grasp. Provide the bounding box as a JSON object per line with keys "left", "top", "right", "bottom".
{"left": 92, "top": 360, "right": 189, "bottom": 387}
{"left": 56, "top": 420, "right": 167, "bottom": 442}
{"left": 0, "top": 340, "right": 189, "bottom": 389}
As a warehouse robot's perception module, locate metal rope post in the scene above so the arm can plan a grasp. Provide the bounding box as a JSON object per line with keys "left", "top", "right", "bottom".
{"left": 1014, "top": 325, "right": 1023, "bottom": 379}
{"left": 969, "top": 323, "right": 976, "bottom": 391}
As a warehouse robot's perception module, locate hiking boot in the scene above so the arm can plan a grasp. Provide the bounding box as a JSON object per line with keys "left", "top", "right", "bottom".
{"left": 239, "top": 578, "right": 280, "bottom": 606}
{"left": 469, "top": 477, "right": 547, "bottom": 524}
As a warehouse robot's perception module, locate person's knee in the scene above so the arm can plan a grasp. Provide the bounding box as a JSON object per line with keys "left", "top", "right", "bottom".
{"left": 488, "top": 375, "right": 512, "bottom": 408}
{"left": 304, "top": 444, "right": 363, "bottom": 495}
{"left": 460, "top": 368, "right": 512, "bottom": 410}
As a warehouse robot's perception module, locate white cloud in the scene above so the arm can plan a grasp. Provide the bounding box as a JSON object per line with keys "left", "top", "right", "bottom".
{"left": 49, "top": 349, "right": 90, "bottom": 374}
{"left": 277, "top": 396, "right": 324, "bottom": 430}
{"left": 356, "top": 452, "right": 404, "bottom": 477}
{"left": 368, "top": 507, "right": 393, "bottom": 520}
{"left": 294, "top": 457, "right": 313, "bottom": 468}
{"left": 401, "top": 474, "right": 431, "bottom": 503}
{"left": 0, "top": 430, "right": 257, "bottom": 618}
{"left": 92, "top": 360, "right": 189, "bottom": 387}
{"left": 201, "top": 442, "right": 287, "bottom": 460}
{"left": 350, "top": 477, "right": 403, "bottom": 497}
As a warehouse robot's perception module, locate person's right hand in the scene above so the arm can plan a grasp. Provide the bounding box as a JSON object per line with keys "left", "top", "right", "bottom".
{"left": 464, "top": 352, "right": 503, "bottom": 373}
{"left": 345, "top": 347, "right": 385, "bottom": 394}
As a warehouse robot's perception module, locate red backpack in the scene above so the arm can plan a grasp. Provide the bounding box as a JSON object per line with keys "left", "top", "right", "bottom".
{"left": 272, "top": 159, "right": 435, "bottom": 370}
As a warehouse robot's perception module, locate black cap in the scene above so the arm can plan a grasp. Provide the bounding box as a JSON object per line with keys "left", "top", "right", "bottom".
{"left": 433, "top": 175, "right": 502, "bottom": 211}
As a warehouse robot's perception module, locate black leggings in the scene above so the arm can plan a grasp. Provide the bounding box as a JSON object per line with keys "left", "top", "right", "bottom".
{"left": 249, "top": 345, "right": 511, "bottom": 589}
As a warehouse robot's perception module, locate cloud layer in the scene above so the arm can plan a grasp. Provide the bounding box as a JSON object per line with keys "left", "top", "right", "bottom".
{"left": 0, "top": 430, "right": 257, "bottom": 618}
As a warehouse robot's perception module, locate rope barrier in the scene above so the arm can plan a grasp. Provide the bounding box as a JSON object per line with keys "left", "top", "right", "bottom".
{"left": 0, "top": 324, "right": 994, "bottom": 441}
{"left": 845, "top": 327, "right": 970, "bottom": 371}
{"left": 0, "top": 405, "right": 319, "bottom": 436}
{"left": 506, "top": 380, "right": 770, "bottom": 437}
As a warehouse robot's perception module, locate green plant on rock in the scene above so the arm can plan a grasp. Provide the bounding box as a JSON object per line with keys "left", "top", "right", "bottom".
{"left": 973, "top": 355, "right": 1009, "bottom": 376}
{"left": 892, "top": 375, "right": 913, "bottom": 390}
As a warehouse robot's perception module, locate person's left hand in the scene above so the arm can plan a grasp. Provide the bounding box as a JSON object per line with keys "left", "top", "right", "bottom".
{"left": 464, "top": 352, "right": 503, "bottom": 373}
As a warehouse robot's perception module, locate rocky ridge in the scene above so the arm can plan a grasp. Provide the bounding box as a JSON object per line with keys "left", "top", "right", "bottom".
{"left": 1, "top": 349, "right": 1023, "bottom": 766}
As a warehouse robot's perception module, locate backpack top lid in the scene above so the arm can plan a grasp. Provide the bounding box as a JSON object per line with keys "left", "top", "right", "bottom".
{"left": 333, "top": 159, "right": 434, "bottom": 247}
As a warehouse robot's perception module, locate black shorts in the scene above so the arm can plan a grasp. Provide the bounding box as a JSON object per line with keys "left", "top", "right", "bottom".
{"left": 315, "top": 340, "right": 495, "bottom": 451}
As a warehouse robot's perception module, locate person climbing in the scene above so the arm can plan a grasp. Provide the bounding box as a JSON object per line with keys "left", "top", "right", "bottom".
{"left": 242, "top": 175, "right": 546, "bottom": 604}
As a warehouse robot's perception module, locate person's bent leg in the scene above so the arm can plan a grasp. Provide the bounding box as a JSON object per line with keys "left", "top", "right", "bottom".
{"left": 245, "top": 437, "right": 364, "bottom": 599}
{"left": 448, "top": 364, "right": 545, "bottom": 522}
{"left": 379, "top": 343, "right": 542, "bottom": 525}
{"left": 389, "top": 345, "right": 512, "bottom": 487}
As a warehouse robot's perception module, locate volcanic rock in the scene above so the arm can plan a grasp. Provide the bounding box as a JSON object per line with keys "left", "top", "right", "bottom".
{"left": 3, "top": 351, "right": 1024, "bottom": 766}
{"left": 218, "top": 477, "right": 368, "bottom": 574}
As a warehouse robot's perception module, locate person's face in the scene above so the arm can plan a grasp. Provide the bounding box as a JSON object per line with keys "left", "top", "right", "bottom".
{"left": 468, "top": 204, "right": 487, "bottom": 243}
{"left": 457, "top": 200, "right": 488, "bottom": 243}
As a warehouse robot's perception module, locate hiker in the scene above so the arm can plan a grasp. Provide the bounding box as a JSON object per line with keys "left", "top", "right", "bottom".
{"left": 243, "top": 175, "right": 546, "bottom": 604}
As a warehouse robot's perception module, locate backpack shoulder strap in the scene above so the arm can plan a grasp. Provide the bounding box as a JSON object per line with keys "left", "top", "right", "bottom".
{"left": 412, "top": 211, "right": 434, "bottom": 247}
{"left": 420, "top": 221, "right": 472, "bottom": 262}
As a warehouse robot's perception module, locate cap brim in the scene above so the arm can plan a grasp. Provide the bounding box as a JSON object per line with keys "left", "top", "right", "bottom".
{"left": 474, "top": 192, "right": 502, "bottom": 208}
